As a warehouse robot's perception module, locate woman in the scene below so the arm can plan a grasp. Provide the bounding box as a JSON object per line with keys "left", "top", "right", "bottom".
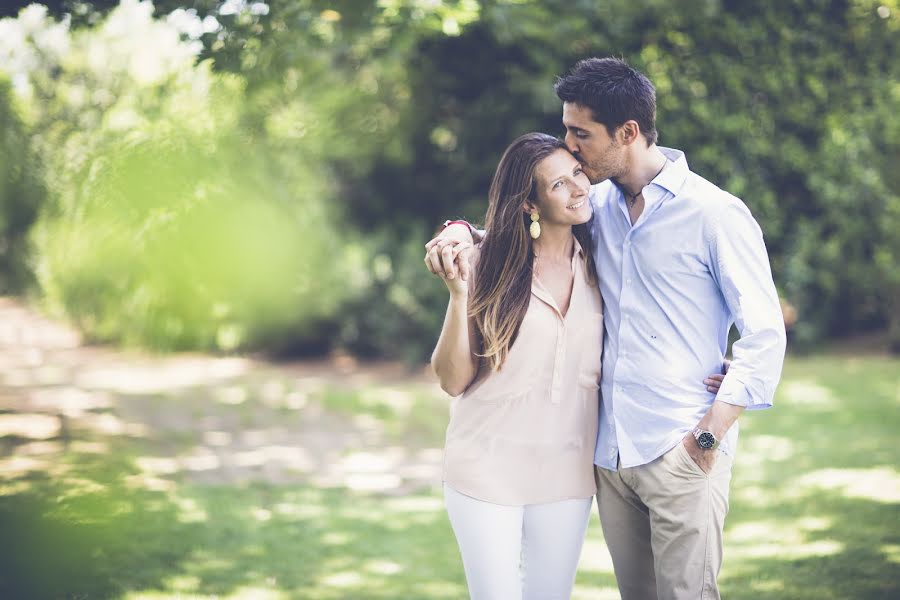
{"left": 428, "top": 133, "right": 723, "bottom": 600}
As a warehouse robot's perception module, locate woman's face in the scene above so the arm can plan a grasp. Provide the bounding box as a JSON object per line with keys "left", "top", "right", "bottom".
{"left": 531, "top": 149, "right": 592, "bottom": 226}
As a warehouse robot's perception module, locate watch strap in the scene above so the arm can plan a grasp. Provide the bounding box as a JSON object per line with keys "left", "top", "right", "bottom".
{"left": 692, "top": 427, "right": 719, "bottom": 450}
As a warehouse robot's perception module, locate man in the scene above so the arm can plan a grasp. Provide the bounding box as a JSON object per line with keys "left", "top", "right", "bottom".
{"left": 426, "top": 57, "right": 786, "bottom": 599}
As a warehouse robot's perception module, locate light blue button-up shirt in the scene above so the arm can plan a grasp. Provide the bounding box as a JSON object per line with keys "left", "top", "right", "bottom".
{"left": 589, "top": 147, "right": 786, "bottom": 470}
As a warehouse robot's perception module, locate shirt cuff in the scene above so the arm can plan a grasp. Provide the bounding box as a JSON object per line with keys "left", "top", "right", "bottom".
{"left": 716, "top": 375, "right": 773, "bottom": 410}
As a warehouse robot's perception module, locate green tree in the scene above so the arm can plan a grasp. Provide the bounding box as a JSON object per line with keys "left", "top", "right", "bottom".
{"left": 0, "top": 78, "right": 44, "bottom": 292}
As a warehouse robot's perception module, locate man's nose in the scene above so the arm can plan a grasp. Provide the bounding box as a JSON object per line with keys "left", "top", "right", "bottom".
{"left": 564, "top": 131, "right": 578, "bottom": 153}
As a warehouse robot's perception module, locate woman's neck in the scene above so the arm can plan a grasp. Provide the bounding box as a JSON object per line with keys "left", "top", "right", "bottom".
{"left": 533, "top": 225, "right": 575, "bottom": 262}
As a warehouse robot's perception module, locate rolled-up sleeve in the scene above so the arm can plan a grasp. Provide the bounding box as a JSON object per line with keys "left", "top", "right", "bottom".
{"left": 710, "top": 198, "right": 787, "bottom": 410}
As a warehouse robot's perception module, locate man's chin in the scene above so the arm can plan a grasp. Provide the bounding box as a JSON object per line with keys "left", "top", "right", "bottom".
{"left": 587, "top": 172, "right": 612, "bottom": 185}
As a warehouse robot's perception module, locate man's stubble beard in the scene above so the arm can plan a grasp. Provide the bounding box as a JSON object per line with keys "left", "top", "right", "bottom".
{"left": 586, "top": 160, "right": 625, "bottom": 185}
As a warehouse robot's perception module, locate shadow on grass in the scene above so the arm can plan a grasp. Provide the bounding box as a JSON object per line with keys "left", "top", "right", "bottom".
{"left": 716, "top": 356, "right": 900, "bottom": 599}
{"left": 172, "top": 485, "right": 465, "bottom": 599}
{"left": 0, "top": 356, "right": 896, "bottom": 599}
{"left": 0, "top": 454, "right": 200, "bottom": 599}
{"left": 0, "top": 450, "right": 465, "bottom": 599}
{"left": 720, "top": 491, "right": 900, "bottom": 599}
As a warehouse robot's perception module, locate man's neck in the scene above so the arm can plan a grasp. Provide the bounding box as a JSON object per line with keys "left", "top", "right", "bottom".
{"left": 615, "top": 145, "right": 668, "bottom": 198}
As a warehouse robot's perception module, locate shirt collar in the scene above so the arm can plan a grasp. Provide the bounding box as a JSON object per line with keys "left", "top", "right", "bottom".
{"left": 531, "top": 235, "right": 586, "bottom": 317}
{"left": 627, "top": 147, "right": 690, "bottom": 215}
{"left": 653, "top": 147, "right": 690, "bottom": 196}
{"left": 572, "top": 235, "right": 585, "bottom": 258}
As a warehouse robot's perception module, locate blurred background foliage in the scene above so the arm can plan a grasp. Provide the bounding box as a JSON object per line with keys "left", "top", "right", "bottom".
{"left": 0, "top": 0, "right": 897, "bottom": 359}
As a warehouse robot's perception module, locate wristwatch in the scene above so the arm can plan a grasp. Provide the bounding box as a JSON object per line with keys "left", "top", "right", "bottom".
{"left": 692, "top": 427, "right": 719, "bottom": 450}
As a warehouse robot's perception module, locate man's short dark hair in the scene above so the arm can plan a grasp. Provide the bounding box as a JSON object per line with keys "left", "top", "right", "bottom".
{"left": 554, "top": 57, "right": 658, "bottom": 146}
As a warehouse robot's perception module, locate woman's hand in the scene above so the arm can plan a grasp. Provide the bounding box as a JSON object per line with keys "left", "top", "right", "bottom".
{"left": 704, "top": 359, "right": 731, "bottom": 394}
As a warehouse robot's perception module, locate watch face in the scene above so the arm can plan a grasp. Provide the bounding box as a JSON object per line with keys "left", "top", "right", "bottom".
{"left": 697, "top": 431, "right": 716, "bottom": 449}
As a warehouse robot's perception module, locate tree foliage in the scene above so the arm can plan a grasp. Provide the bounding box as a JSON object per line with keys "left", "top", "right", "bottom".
{"left": 1, "top": 0, "right": 897, "bottom": 356}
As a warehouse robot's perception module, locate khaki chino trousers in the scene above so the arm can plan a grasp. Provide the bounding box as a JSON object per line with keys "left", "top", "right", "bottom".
{"left": 595, "top": 442, "right": 733, "bottom": 600}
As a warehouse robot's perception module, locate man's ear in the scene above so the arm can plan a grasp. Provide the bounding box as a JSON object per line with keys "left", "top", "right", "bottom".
{"left": 618, "top": 120, "right": 641, "bottom": 145}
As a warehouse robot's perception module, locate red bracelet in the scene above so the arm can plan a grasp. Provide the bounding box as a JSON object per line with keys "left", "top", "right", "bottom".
{"left": 441, "top": 219, "right": 475, "bottom": 234}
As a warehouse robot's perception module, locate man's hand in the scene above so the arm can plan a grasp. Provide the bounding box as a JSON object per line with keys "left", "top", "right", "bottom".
{"left": 424, "top": 224, "right": 475, "bottom": 281}
{"left": 683, "top": 398, "right": 744, "bottom": 475}
{"left": 682, "top": 434, "right": 717, "bottom": 474}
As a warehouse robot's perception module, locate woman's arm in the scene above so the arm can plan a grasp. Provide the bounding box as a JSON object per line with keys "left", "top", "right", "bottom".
{"left": 430, "top": 244, "right": 480, "bottom": 396}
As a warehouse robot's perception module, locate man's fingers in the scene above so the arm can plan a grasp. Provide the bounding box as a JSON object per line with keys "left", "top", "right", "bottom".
{"left": 450, "top": 243, "right": 472, "bottom": 282}
{"left": 450, "top": 242, "right": 471, "bottom": 260}
{"left": 425, "top": 237, "right": 459, "bottom": 252}
{"left": 705, "top": 373, "right": 725, "bottom": 393}
{"left": 441, "top": 243, "right": 457, "bottom": 279}
{"left": 458, "top": 249, "right": 472, "bottom": 281}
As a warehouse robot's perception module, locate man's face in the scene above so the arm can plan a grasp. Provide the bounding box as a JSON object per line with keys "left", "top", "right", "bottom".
{"left": 562, "top": 102, "right": 626, "bottom": 184}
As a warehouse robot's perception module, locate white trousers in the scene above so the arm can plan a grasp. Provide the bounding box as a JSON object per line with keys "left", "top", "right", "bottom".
{"left": 444, "top": 484, "right": 593, "bottom": 600}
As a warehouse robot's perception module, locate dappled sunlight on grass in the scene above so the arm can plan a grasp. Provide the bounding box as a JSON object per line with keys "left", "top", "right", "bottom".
{"left": 571, "top": 586, "right": 623, "bottom": 600}
{"left": 1, "top": 348, "right": 898, "bottom": 598}
{"left": 716, "top": 356, "right": 900, "bottom": 599}
{"left": 727, "top": 518, "right": 845, "bottom": 560}
{"left": 136, "top": 456, "right": 180, "bottom": 475}
{"left": 20, "top": 385, "right": 113, "bottom": 415}
{"left": 741, "top": 433, "right": 796, "bottom": 462}
{"left": 125, "top": 472, "right": 176, "bottom": 493}
{"left": 80, "top": 410, "right": 151, "bottom": 437}
{"left": 0, "top": 454, "right": 50, "bottom": 477}
{"left": 882, "top": 544, "right": 900, "bottom": 564}
{"left": 383, "top": 494, "right": 445, "bottom": 513}
{"left": 216, "top": 385, "right": 250, "bottom": 405}
{"left": 173, "top": 496, "right": 209, "bottom": 523}
{"left": 127, "top": 585, "right": 289, "bottom": 600}
{"left": 780, "top": 378, "right": 838, "bottom": 407}
{"left": 578, "top": 540, "right": 616, "bottom": 574}
{"left": 790, "top": 466, "right": 900, "bottom": 503}
{"left": 0, "top": 412, "right": 60, "bottom": 438}
{"left": 76, "top": 357, "right": 253, "bottom": 395}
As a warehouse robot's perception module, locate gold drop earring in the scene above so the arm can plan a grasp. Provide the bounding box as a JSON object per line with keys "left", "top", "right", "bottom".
{"left": 529, "top": 212, "right": 541, "bottom": 240}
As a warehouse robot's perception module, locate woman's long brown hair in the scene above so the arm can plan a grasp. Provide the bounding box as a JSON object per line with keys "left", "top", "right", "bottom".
{"left": 470, "top": 133, "right": 596, "bottom": 371}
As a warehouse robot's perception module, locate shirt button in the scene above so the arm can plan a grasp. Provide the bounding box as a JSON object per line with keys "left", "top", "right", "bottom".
{"left": 625, "top": 240, "right": 632, "bottom": 246}
{"left": 626, "top": 278, "right": 633, "bottom": 285}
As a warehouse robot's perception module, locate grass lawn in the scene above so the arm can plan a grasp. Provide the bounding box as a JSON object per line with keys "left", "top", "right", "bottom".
{"left": 1, "top": 355, "right": 898, "bottom": 599}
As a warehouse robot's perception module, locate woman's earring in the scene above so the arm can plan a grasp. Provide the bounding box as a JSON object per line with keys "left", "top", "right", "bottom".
{"left": 529, "top": 212, "right": 541, "bottom": 240}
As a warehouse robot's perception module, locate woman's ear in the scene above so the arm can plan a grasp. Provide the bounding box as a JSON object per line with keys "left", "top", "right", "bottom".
{"left": 522, "top": 201, "right": 538, "bottom": 216}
